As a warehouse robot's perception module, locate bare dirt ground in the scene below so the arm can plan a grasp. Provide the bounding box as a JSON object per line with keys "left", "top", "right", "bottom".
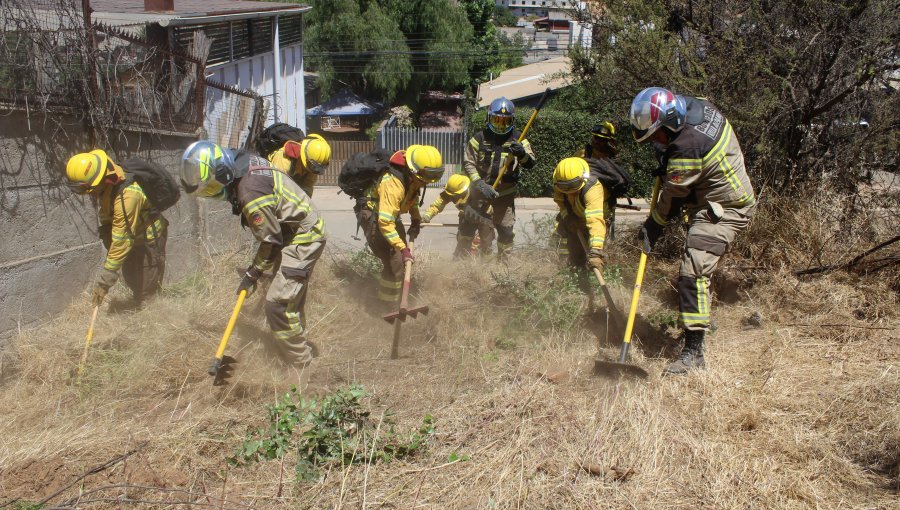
{"left": 0, "top": 223, "right": 897, "bottom": 509}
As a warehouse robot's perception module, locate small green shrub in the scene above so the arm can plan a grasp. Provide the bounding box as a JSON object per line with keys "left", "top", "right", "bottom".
{"left": 231, "top": 385, "right": 435, "bottom": 481}
{"left": 492, "top": 267, "right": 585, "bottom": 333}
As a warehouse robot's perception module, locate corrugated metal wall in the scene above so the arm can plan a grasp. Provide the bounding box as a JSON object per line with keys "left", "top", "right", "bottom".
{"left": 378, "top": 128, "right": 466, "bottom": 187}
{"left": 204, "top": 45, "right": 306, "bottom": 135}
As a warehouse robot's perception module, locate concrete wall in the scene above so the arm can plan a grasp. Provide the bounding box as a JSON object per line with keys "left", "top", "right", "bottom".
{"left": 0, "top": 111, "right": 249, "bottom": 340}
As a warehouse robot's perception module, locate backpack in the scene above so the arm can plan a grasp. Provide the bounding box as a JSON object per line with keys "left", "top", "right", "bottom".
{"left": 585, "top": 157, "right": 633, "bottom": 199}
{"left": 120, "top": 159, "right": 181, "bottom": 213}
{"left": 338, "top": 149, "right": 400, "bottom": 199}
{"left": 256, "top": 123, "right": 305, "bottom": 158}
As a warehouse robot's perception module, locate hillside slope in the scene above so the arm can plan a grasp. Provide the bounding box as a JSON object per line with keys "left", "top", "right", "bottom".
{"left": 1, "top": 240, "right": 897, "bottom": 509}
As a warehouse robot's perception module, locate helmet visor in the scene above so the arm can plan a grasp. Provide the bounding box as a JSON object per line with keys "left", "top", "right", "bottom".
{"left": 488, "top": 114, "right": 513, "bottom": 132}
{"left": 416, "top": 166, "right": 444, "bottom": 184}
{"left": 554, "top": 176, "right": 585, "bottom": 194}
{"left": 180, "top": 141, "right": 231, "bottom": 197}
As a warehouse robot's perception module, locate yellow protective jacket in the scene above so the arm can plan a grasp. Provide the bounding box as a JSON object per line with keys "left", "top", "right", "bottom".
{"left": 365, "top": 151, "right": 424, "bottom": 251}
{"left": 98, "top": 180, "right": 165, "bottom": 274}
{"left": 652, "top": 97, "right": 755, "bottom": 226}
{"left": 268, "top": 144, "right": 317, "bottom": 197}
{"left": 553, "top": 180, "right": 610, "bottom": 250}
{"left": 422, "top": 191, "right": 467, "bottom": 222}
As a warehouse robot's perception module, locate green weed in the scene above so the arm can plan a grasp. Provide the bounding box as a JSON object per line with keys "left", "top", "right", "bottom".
{"left": 647, "top": 309, "right": 679, "bottom": 329}
{"left": 231, "top": 385, "right": 434, "bottom": 481}
{"left": 492, "top": 267, "right": 585, "bottom": 333}
{"left": 347, "top": 248, "right": 383, "bottom": 279}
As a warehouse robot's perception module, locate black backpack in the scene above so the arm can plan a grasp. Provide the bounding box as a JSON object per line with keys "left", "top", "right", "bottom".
{"left": 585, "top": 157, "right": 632, "bottom": 199}
{"left": 338, "top": 149, "right": 400, "bottom": 199}
{"left": 256, "top": 123, "right": 305, "bottom": 158}
{"left": 120, "top": 159, "right": 181, "bottom": 212}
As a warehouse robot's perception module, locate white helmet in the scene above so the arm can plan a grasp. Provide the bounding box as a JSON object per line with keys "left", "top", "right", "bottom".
{"left": 180, "top": 141, "right": 236, "bottom": 199}
{"left": 629, "top": 87, "right": 686, "bottom": 143}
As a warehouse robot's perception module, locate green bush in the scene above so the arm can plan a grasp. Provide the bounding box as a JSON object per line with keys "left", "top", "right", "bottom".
{"left": 231, "top": 385, "right": 435, "bottom": 481}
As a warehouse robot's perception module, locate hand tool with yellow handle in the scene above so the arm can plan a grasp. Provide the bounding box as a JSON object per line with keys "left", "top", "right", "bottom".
{"left": 75, "top": 305, "right": 100, "bottom": 386}
{"left": 209, "top": 289, "right": 247, "bottom": 379}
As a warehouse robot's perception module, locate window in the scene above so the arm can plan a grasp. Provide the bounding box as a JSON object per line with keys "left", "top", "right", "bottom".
{"left": 278, "top": 14, "right": 303, "bottom": 46}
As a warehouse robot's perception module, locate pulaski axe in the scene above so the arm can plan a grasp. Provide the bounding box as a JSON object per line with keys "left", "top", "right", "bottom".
{"left": 382, "top": 242, "right": 429, "bottom": 359}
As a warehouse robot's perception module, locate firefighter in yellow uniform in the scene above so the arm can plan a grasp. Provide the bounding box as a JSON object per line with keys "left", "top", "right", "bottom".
{"left": 420, "top": 174, "right": 487, "bottom": 258}
{"left": 266, "top": 134, "right": 332, "bottom": 197}
{"left": 357, "top": 145, "right": 443, "bottom": 306}
{"left": 464, "top": 97, "right": 536, "bottom": 260}
{"left": 181, "top": 142, "right": 327, "bottom": 369}
{"left": 552, "top": 157, "right": 610, "bottom": 274}
{"left": 551, "top": 121, "right": 621, "bottom": 260}
{"left": 65, "top": 150, "right": 167, "bottom": 306}
{"left": 630, "top": 87, "right": 756, "bottom": 375}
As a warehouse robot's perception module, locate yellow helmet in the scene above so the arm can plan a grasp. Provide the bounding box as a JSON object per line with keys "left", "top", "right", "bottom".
{"left": 307, "top": 133, "right": 325, "bottom": 141}
{"left": 406, "top": 144, "right": 443, "bottom": 183}
{"left": 65, "top": 149, "right": 111, "bottom": 194}
{"left": 445, "top": 174, "right": 470, "bottom": 198}
{"left": 300, "top": 137, "right": 332, "bottom": 175}
{"left": 553, "top": 157, "right": 590, "bottom": 194}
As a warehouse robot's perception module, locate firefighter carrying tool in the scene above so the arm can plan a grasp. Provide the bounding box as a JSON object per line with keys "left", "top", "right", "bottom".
{"left": 420, "top": 174, "right": 487, "bottom": 258}
{"left": 630, "top": 86, "right": 756, "bottom": 375}
{"left": 463, "top": 96, "right": 538, "bottom": 260}
{"left": 352, "top": 145, "right": 444, "bottom": 308}
{"left": 65, "top": 150, "right": 174, "bottom": 307}
{"left": 181, "top": 141, "right": 327, "bottom": 380}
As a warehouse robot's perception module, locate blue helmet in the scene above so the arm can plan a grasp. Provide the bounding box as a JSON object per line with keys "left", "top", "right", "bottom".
{"left": 487, "top": 97, "right": 515, "bottom": 135}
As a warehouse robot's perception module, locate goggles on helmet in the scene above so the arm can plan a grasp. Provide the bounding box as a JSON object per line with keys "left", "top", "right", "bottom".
{"left": 488, "top": 114, "right": 513, "bottom": 133}
{"left": 554, "top": 175, "right": 586, "bottom": 194}
{"left": 416, "top": 166, "right": 444, "bottom": 184}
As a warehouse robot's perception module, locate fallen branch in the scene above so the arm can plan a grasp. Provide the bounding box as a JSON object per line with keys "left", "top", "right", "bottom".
{"left": 37, "top": 442, "right": 149, "bottom": 506}
{"left": 794, "top": 234, "right": 900, "bottom": 276}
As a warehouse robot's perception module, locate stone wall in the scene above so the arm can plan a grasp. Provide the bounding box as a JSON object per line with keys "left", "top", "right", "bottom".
{"left": 0, "top": 111, "right": 249, "bottom": 340}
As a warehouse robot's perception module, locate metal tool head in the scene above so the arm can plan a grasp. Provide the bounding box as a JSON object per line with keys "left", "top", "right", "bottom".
{"left": 592, "top": 358, "right": 649, "bottom": 380}
{"left": 210, "top": 355, "right": 237, "bottom": 386}
{"left": 383, "top": 305, "right": 429, "bottom": 324}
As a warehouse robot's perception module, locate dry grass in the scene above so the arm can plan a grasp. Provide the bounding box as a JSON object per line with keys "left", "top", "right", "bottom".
{"left": 0, "top": 236, "right": 897, "bottom": 509}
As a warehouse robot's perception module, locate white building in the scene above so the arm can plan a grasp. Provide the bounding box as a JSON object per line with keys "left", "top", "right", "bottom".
{"left": 92, "top": 0, "right": 311, "bottom": 139}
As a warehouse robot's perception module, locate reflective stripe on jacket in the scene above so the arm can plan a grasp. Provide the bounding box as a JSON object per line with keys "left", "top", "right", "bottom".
{"left": 653, "top": 97, "right": 755, "bottom": 225}
{"left": 553, "top": 180, "right": 610, "bottom": 250}
{"left": 98, "top": 181, "right": 164, "bottom": 272}
{"left": 268, "top": 145, "right": 318, "bottom": 197}
{"left": 463, "top": 129, "right": 535, "bottom": 197}
{"left": 365, "top": 165, "right": 424, "bottom": 251}
{"left": 238, "top": 163, "right": 326, "bottom": 272}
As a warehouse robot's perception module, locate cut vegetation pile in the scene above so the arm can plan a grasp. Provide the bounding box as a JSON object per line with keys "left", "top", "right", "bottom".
{"left": 0, "top": 222, "right": 897, "bottom": 509}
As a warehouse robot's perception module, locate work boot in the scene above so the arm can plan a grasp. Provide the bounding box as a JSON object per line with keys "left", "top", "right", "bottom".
{"left": 663, "top": 330, "right": 706, "bottom": 375}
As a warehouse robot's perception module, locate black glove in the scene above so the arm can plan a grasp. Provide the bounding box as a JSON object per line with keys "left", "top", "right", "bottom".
{"left": 508, "top": 141, "right": 527, "bottom": 159}
{"left": 638, "top": 218, "right": 664, "bottom": 254}
{"left": 407, "top": 219, "right": 422, "bottom": 242}
{"left": 238, "top": 266, "right": 263, "bottom": 295}
{"left": 475, "top": 179, "right": 499, "bottom": 200}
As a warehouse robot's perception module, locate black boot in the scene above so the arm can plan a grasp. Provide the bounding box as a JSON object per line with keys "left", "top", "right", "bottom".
{"left": 663, "top": 330, "right": 706, "bottom": 375}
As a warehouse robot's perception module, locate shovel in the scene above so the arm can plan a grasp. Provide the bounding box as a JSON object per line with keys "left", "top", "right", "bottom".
{"left": 573, "top": 229, "right": 647, "bottom": 379}
{"left": 209, "top": 289, "right": 247, "bottom": 383}
{"left": 382, "top": 242, "right": 429, "bottom": 359}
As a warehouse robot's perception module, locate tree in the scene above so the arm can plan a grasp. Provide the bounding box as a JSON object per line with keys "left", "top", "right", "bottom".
{"left": 305, "top": 0, "right": 412, "bottom": 103}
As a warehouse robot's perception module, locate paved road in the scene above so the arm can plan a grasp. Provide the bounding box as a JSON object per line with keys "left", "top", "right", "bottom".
{"left": 311, "top": 186, "right": 649, "bottom": 254}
